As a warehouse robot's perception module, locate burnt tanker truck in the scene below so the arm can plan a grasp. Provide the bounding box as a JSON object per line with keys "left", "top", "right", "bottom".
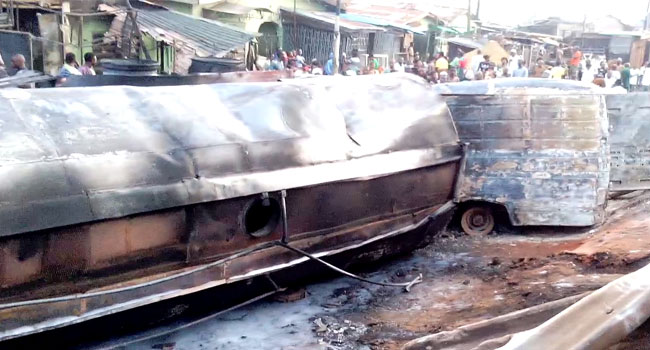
{"left": 0, "top": 74, "right": 463, "bottom": 342}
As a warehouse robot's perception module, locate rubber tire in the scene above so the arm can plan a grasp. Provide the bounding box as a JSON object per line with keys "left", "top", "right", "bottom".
{"left": 460, "top": 206, "right": 495, "bottom": 236}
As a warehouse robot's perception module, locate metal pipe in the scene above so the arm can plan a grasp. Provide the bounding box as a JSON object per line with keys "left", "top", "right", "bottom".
{"left": 466, "top": 0, "right": 471, "bottom": 34}
{"left": 280, "top": 190, "right": 289, "bottom": 243}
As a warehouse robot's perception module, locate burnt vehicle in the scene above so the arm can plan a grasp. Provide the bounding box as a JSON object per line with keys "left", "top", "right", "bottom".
{"left": 607, "top": 93, "right": 650, "bottom": 192}
{"left": 0, "top": 74, "right": 462, "bottom": 341}
{"left": 434, "top": 79, "right": 609, "bottom": 235}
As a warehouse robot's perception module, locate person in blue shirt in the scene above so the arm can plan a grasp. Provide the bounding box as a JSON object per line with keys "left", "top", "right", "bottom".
{"left": 511, "top": 59, "right": 529, "bottom": 78}
{"left": 324, "top": 53, "right": 334, "bottom": 75}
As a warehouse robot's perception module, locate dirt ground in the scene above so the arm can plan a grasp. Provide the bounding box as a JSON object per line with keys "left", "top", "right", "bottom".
{"left": 133, "top": 191, "right": 650, "bottom": 350}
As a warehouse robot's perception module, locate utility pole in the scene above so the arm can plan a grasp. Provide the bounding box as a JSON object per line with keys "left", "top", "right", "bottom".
{"left": 293, "top": 0, "right": 297, "bottom": 49}
{"left": 466, "top": 0, "right": 471, "bottom": 34}
{"left": 645, "top": 0, "right": 650, "bottom": 31}
{"left": 333, "top": 0, "right": 341, "bottom": 75}
{"left": 475, "top": 0, "right": 480, "bottom": 21}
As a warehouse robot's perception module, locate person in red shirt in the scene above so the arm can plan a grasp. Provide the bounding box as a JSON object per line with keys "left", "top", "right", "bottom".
{"left": 569, "top": 47, "right": 582, "bottom": 80}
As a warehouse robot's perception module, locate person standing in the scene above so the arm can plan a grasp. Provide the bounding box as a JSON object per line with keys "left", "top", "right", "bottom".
{"left": 478, "top": 55, "right": 491, "bottom": 74}
{"left": 311, "top": 59, "right": 323, "bottom": 75}
{"left": 621, "top": 63, "right": 631, "bottom": 91}
{"left": 581, "top": 59, "right": 595, "bottom": 84}
{"left": 10, "top": 54, "right": 34, "bottom": 88}
{"left": 531, "top": 58, "right": 547, "bottom": 78}
{"left": 512, "top": 59, "right": 529, "bottom": 77}
{"left": 641, "top": 62, "right": 650, "bottom": 91}
{"left": 551, "top": 63, "right": 567, "bottom": 79}
{"left": 269, "top": 53, "right": 284, "bottom": 71}
{"left": 407, "top": 42, "right": 415, "bottom": 65}
{"left": 596, "top": 61, "right": 608, "bottom": 78}
{"left": 434, "top": 52, "right": 449, "bottom": 73}
{"left": 348, "top": 49, "right": 362, "bottom": 74}
{"left": 79, "top": 52, "right": 97, "bottom": 76}
{"left": 471, "top": 50, "right": 483, "bottom": 73}
{"left": 295, "top": 49, "right": 305, "bottom": 68}
{"left": 324, "top": 53, "right": 334, "bottom": 75}
{"left": 508, "top": 49, "right": 520, "bottom": 75}
{"left": 498, "top": 57, "right": 510, "bottom": 77}
{"left": 10, "top": 54, "right": 29, "bottom": 76}
{"left": 448, "top": 68, "right": 460, "bottom": 82}
{"left": 569, "top": 47, "right": 582, "bottom": 80}
{"left": 605, "top": 71, "right": 618, "bottom": 88}
{"left": 59, "top": 52, "right": 81, "bottom": 77}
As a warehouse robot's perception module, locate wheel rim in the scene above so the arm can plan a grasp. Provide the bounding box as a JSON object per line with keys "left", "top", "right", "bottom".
{"left": 461, "top": 207, "right": 495, "bottom": 236}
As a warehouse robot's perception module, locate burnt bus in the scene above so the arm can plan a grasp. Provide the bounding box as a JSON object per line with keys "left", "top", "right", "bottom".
{"left": 435, "top": 79, "right": 610, "bottom": 235}
{"left": 0, "top": 74, "right": 462, "bottom": 342}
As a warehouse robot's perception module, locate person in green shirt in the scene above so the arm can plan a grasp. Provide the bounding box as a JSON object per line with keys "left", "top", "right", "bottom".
{"left": 621, "top": 63, "right": 631, "bottom": 91}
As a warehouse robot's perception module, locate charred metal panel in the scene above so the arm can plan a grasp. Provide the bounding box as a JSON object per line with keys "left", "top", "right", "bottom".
{"left": 0, "top": 74, "right": 462, "bottom": 340}
{"left": 608, "top": 93, "right": 650, "bottom": 191}
{"left": 0, "top": 74, "right": 459, "bottom": 237}
{"left": 440, "top": 80, "right": 609, "bottom": 227}
{"left": 61, "top": 70, "right": 298, "bottom": 87}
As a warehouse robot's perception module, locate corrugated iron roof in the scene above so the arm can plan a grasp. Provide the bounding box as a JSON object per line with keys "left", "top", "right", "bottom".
{"left": 339, "top": 13, "right": 424, "bottom": 34}
{"left": 343, "top": 1, "right": 467, "bottom": 25}
{"left": 125, "top": 1, "right": 254, "bottom": 57}
{"left": 446, "top": 37, "right": 482, "bottom": 49}
{"left": 203, "top": 2, "right": 257, "bottom": 15}
{"left": 280, "top": 8, "right": 384, "bottom": 32}
{"left": 345, "top": 5, "right": 432, "bottom": 26}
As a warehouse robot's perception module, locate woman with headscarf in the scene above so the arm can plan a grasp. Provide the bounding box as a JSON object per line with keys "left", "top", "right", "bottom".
{"left": 324, "top": 53, "right": 334, "bottom": 75}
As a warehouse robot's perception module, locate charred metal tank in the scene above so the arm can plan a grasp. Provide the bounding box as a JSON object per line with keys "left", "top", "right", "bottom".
{"left": 189, "top": 57, "right": 246, "bottom": 73}
{"left": 0, "top": 74, "right": 462, "bottom": 341}
{"left": 100, "top": 59, "right": 159, "bottom": 76}
{"left": 435, "top": 79, "right": 609, "bottom": 235}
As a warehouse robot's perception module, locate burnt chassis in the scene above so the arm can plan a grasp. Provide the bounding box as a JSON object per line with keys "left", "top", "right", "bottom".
{"left": 435, "top": 79, "right": 610, "bottom": 235}
{"left": 0, "top": 75, "right": 462, "bottom": 341}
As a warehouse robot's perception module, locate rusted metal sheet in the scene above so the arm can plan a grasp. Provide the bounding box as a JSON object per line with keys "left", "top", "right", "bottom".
{"left": 436, "top": 79, "right": 609, "bottom": 227}
{"left": 608, "top": 93, "right": 650, "bottom": 191}
{"left": 0, "top": 74, "right": 462, "bottom": 341}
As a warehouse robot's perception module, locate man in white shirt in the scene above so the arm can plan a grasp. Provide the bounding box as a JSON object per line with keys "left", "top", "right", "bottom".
{"left": 508, "top": 49, "right": 521, "bottom": 76}
{"left": 471, "top": 50, "right": 484, "bottom": 73}
{"left": 581, "top": 60, "right": 596, "bottom": 84}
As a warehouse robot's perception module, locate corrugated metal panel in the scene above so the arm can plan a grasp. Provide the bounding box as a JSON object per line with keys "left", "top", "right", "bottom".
{"left": 101, "top": 1, "right": 254, "bottom": 58}
{"left": 132, "top": 1, "right": 254, "bottom": 56}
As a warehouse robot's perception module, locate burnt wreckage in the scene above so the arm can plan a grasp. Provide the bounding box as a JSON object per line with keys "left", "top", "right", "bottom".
{"left": 0, "top": 75, "right": 462, "bottom": 340}
{"left": 435, "top": 79, "right": 610, "bottom": 235}
{"left": 0, "top": 75, "right": 647, "bottom": 342}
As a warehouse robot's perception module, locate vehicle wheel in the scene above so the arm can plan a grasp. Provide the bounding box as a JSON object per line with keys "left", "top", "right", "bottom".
{"left": 460, "top": 206, "right": 495, "bottom": 236}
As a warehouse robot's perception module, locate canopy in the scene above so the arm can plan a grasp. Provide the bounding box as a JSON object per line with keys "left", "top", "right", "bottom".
{"left": 462, "top": 40, "right": 510, "bottom": 65}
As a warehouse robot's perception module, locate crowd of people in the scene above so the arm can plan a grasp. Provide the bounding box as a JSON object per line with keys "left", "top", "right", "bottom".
{"left": 260, "top": 45, "right": 650, "bottom": 91}
{"left": 3, "top": 44, "right": 649, "bottom": 92}
{"left": 0, "top": 51, "right": 97, "bottom": 87}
